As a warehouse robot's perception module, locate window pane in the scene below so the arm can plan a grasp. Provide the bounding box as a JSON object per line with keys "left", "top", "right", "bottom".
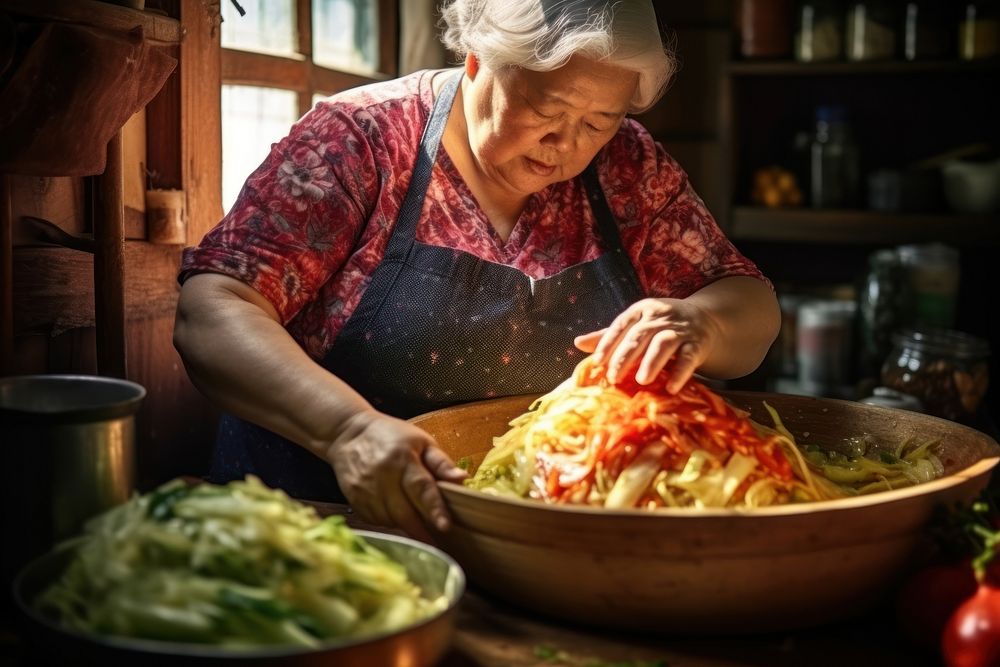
{"left": 222, "top": 0, "right": 297, "bottom": 57}
{"left": 313, "top": 0, "right": 379, "bottom": 74}
{"left": 221, "top": 85, "right": 299, "bottom": 212}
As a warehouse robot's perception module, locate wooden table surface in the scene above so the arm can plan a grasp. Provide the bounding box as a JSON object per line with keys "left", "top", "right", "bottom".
{"left": 312, "top": 502, "right": 939, "bottom": 667}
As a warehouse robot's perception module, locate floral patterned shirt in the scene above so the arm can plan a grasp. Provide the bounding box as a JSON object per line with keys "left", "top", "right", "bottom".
{"left": 180, "top": 70, "right": 768, "bottom": 360}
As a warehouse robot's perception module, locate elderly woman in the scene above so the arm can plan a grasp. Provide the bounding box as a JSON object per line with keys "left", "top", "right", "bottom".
{"left": 174, "top": 0, "right": 780, "bottom": 540}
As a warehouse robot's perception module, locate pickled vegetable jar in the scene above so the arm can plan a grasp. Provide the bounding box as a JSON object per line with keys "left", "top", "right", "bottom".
{"left": 881, "top": 329, "right": 990, "bottom": 422}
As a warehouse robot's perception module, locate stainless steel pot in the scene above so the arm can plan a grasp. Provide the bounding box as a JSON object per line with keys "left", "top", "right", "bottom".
{"left": 0, "top": 374, "right": 145, "bottom": 591}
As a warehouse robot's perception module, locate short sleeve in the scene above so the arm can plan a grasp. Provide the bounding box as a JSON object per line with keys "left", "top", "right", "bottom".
{"left": 179, "top": 103, "right": 382, "bottom": 325}
{"left": 600, "top": 120, "right": 771, "bottom": 299}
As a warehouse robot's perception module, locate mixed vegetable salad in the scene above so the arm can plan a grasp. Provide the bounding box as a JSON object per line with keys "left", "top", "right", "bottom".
{"left": 35, "top": 477, "right": 447, "bottom": 648}
{"left": 467, "top": 355, "right": 943, "bottom": 509}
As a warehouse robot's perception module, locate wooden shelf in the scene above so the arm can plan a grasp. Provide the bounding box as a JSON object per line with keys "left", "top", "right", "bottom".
{"left": 726, "top": 59, "right": 1000, "bottom": 76}
{"left": 730, "top": 207, "right": 1000, "bottom": 245}
{"left": 1, "top": 0, "right": 182, "bottom": 44}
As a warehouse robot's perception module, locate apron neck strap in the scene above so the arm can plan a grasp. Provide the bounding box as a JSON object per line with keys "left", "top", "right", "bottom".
{"left": 582, "top": 162, "right": 643, "bottom": 291}
{"left": 384, "top": 71, "right": 462, "bottom": 259}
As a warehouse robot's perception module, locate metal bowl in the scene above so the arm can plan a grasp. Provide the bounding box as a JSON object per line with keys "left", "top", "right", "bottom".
{"left": 12, "top": 531, "right": 465, "bottom": 666}
{"left": 411, "top": 391, "right": 1000, "bottom": 634}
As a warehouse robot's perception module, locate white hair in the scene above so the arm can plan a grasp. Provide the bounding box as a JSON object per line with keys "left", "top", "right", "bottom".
{"left": 439, "top": 0, "right": 675, "bottom": 114}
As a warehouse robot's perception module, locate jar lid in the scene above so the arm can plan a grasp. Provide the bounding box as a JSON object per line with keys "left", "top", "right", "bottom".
{"left": 891, "top": 328, "right": 991, "bottom": 359}
{"left": 860, "top": 387, "right": 924, "bottom": 412}
{"left": 798, "top": 299, "right": 856, "bottom": 327}
{"left": 896, "top": 242, "right": 959, "bottom": 265}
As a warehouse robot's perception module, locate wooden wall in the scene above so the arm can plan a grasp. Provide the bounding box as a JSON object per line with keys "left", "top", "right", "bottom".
{"left": 6, "top": 0, "right": 223, "bottom": 489}
{"left": 640, "top": 1, "right": 732, "bottom": 216}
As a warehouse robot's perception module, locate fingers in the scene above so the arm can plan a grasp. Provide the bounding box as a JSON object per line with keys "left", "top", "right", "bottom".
{"left": 590, "top": 310, "right": 640, "bottom": 367}
{"left": 665, "top": 342, "right": 700, "bottom": 394}
{"left": 384, "top": 486, "right": 434, "bottom": 543}
{"left": 635, "top": 329, "right": 681, "bottom": 385}
{"left": 573, "top": 329, "right": 604, "bottom": 352}
{"left": 423, "top": 446, "right": 468, "bottom": 483}
{"left": 402, "top": 461, "right": 451, "bottom": 535}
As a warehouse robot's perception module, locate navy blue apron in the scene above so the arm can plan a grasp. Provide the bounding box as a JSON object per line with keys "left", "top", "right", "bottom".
{"left": 210, "top": 73, "right": 644, "bottom": 501}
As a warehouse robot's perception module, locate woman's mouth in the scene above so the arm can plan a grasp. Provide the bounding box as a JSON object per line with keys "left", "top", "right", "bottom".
{"left": 525, "top": 157, "right": 556, "bottom": 177}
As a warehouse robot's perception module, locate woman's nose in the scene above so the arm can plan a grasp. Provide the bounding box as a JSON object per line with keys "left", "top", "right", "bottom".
{"left": 540, "top": 122, "right": 575, "bottom": 153}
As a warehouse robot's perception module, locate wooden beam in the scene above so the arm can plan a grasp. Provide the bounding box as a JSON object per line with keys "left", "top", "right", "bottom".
{"left": 1, "top": 0, "right": 183, "bottom": 43}
{"left": 222, "top": 49, "right": 308, "bottom": 90}
{"left": 313, "top": 66, "right": 387, "bottom": 96}
{"left": 296, "top": 0, "right": 312, "bottom": 59}
{"left": 146, "top": 45, "right": 183, "bottom": 190}
{"left": 0, "top": 174, "right": 12, "bottom": 374}
{"left": 13, "top": 243, "right": 183, "bottom": 335}
{"left": 181, "top": 0, "right": 223, "bottom": 244}
{"left": 94, "top": 133, "right": 128, "bottom": 378}
{"left": 378, "top": 0, "right": 398, "bottom": 77}
{"left": 296, "top": 0, "right": 314, "bottom": 117}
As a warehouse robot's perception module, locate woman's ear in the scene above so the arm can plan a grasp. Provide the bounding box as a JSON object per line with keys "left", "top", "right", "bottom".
{"left": 464, "top": 53, "right": 479, "bottom": 79}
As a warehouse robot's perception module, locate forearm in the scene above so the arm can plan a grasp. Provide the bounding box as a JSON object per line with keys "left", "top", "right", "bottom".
{"left": 685, "top": 276, "right": 780, "bottom": 379}
{"left": 173, "top": 274, "right": 372, "bottom": 457}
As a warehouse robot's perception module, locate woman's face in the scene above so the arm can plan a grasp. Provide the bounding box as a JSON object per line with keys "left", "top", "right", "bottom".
{"left": 461, "top": 55, "right": 638, "bottom": 197}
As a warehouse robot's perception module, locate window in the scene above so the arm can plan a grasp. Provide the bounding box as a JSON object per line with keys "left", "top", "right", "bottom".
{"left": 220, "top": 0, "right": 398, "bottom": 211}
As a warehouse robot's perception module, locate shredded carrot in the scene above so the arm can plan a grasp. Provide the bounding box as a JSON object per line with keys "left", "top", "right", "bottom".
{"left": 469, "top": 356, "right": 803, "bottom": 508}
{"left": 467, "top": 356, "right": 943, "bottom": 508}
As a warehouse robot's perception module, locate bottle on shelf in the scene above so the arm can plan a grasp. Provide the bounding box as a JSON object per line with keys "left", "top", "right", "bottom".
{"left": 809, "top": 106, "right": 860, "bottom": 209}
{"left": 896, "top": 243, "right": 961, "bottom": 330}
{"left": 794, "top": 0, "right": 845, "bottom": 62}
{"left": 901, "top": 1, "right": 953, "bottom": 60}
{"left": 846, "top": 0, "right": 898, "bottom": 61}
{"left": 959, "top": 1, "right": 1000, "bottom": 60}
{"left": 738, "top": 0, "right": 794, "bottom": 58}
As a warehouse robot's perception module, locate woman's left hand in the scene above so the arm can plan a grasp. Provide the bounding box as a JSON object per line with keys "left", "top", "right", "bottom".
{"left": 574, "top": 297, "right": 721, "bottom": 393}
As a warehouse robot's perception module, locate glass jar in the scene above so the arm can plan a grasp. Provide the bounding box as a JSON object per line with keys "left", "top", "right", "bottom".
{"left": 846, "top": 1, "right": 898, "bottom": 61}
{"left": 774, "top": 293, "right": 808, "bottom": 377}
{"left": 881, "top": 329, "right": 990, "bottom": 422}
{"left": 797, "top": 299, "right": 857, "bottom": 393}
{"left": 810, "top": 106, "right": 860, "bottom": 209}
{"left": 959, "top": 2, "right": 1000, "bottom": 60}
{"left": 738, "top": 0, "right": 794, "bottom": 58}
{"left": 795, "top": 0, "right": 845, "bottom": 62}
{"left": 901, "top": 1, "right": 953, "bottom": 60}
{"left": 896, "top": 243, "right": 960, "bottom": 329}
{"left": 857, "top": 248, "right": 911, "bottom": 379}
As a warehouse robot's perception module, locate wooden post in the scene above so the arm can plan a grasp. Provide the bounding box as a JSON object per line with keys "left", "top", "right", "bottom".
{"left": 94, "top": 132, "right": 128, "bottom": 378}
{"left": 0, "top": 173, "right": 12, "bottom": 375}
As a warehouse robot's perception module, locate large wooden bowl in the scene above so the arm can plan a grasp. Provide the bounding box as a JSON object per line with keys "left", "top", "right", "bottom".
{"left": 411, "top": 391, "right": 1000, "bottom": 634}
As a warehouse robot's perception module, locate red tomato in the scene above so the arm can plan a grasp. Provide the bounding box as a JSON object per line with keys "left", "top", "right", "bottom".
{"left": 942, "top": 584, "right": 1000, "bottom": 667}
{"left": 896, "top": 561, "right": 979, "bottom": 654}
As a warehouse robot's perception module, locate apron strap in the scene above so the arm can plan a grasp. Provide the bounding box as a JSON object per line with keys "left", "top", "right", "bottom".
{"left": 383, "top": 71, "right": 462, "bottom": 262}
{"left": 582, "top": 162, "right": 643, "bottom": 293}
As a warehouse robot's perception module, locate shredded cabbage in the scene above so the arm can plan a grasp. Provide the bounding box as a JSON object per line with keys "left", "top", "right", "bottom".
{"left": 466, "top": 356, "right": 944, "bottom": 509}
{"left": 35, "top": 477, "right": 447, "bottom": 648}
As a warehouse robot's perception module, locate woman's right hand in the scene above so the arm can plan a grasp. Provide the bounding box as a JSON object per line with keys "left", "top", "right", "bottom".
{"left": 326, "top": 410, "right": 468, "bottom": 542}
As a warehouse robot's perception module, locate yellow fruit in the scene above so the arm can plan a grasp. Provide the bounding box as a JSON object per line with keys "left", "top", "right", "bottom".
{"left": 776, "top": 171, "right": 796, "bottom": 192}
{"left": 762, "top": 188, "right": 783, "bottom": 208}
